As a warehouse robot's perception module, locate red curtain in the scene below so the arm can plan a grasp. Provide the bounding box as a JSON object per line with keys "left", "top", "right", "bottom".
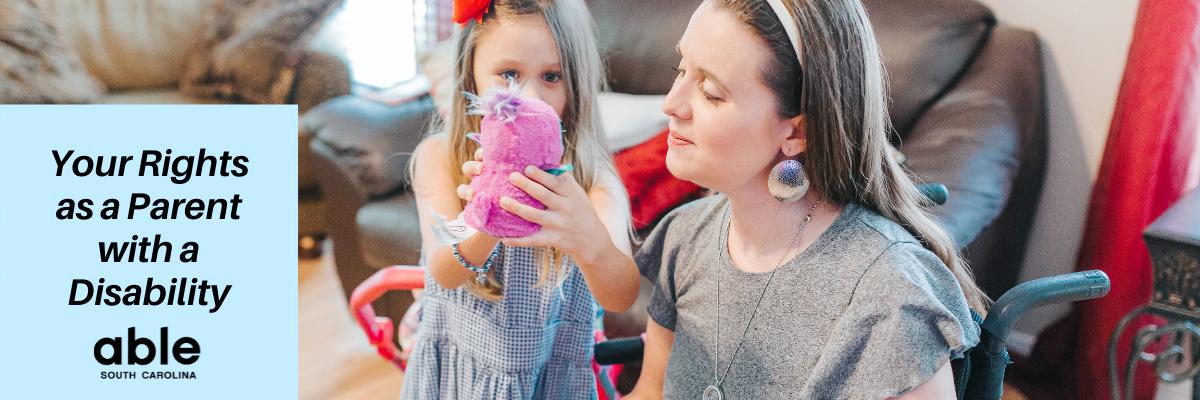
{"left": 1072, "top": 0, "right": 1200, "bottom": 398}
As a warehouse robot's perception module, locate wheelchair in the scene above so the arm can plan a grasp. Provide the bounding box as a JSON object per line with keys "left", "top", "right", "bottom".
{"left": 349, "top": 184, "right": 1111, "bottom": 400}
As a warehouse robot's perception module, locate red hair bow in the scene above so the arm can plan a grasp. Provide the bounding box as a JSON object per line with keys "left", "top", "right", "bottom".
{"left": 453, "top": 0, "right": 491, "bottom": 25}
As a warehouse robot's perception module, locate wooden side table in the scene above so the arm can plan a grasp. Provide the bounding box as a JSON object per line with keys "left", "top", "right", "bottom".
{"left": 1110, "top": 187, "right": 1200, "bottom": 399}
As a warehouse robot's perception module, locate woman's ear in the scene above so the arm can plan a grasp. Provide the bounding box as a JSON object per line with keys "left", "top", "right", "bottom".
{"left": 782, "top": 114, "right": 807, "bottom": 157}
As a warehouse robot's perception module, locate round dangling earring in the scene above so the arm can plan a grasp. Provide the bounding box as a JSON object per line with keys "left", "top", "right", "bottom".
{"left": 768, "top": 159, "right": 809, "bottom": 202}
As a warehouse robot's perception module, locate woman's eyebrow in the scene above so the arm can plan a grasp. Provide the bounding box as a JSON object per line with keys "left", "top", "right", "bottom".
{"left": 677, "top": 45, "right": 728, "bottom": 91}
{"left": 697, "top": 67, "right": 730, "bottom": 94}
{"left": 676, "top": 43, "right": 728, "bottom": 93}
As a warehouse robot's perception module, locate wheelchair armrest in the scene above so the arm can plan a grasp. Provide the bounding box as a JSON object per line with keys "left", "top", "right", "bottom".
{"left": 980, "top": 270, "right": 1110, "bottom": 352}
{"left": 595, "top": 335, "right": 646, "bottom": 366}
{"left": 917, "top": 183, "right": 949, "bottom": 206}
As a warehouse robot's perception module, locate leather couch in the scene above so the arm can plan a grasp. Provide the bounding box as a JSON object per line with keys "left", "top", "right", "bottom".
{"left": 306, "top": 0, "right": 1046, "bottom": 350}
{"left": 38, "top": 0, "right": 351, "bottom": 114}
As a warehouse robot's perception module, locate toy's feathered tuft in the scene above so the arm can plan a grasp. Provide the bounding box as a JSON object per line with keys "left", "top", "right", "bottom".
{"left": 464, "top": 80, "right": 527, "bottom": 123}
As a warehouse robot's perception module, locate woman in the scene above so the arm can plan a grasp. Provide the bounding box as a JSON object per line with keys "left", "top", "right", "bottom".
{"left": 618, "top": 0, "right": 989, "bottom": 398}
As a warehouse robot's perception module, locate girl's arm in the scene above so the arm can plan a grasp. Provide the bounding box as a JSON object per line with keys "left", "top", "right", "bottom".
{"left": 581, "top": 169, "right": 638, "bottom": 307}
{"left": 412, "top": 135, "right": 502, "bottom": 289}
{"left": 889, "top": 361, "right": 955, "bottom": 400}
{"left": 497, "top": 166, "right": 640, "bottom": 312}
{"left": 624, "top": 318, "right": 674, "bottom": 400}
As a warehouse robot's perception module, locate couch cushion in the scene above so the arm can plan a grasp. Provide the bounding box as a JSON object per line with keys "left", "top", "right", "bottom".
{"left": 587, "top": 0, "right": 995, "bottom": 138}
{"left": 599, "top": 92, "right": 670, "bottom": 152}
{"left": 0, "top": 0, "right": 105, "bottom": 103}
{"left": 36, "top": 0, "right": 216, "bottom": 90}
{"left": 97, "top": 88, "right": 224, "bottom": 104}
{"left": 901, "top": 26, "right": 1046, "bottom": 297}
{"left": 181, "top": 0, "right": 343, "bottom": 104}
{"left": 863, "top": 0, "right": 996, "bottom": 138}
{"left": 302, "top": 94, "right": 436, "bottom": 198}
{"left": 587, "top": 0, "right": 693, "bottom": 96}
{"left": 357, "top": 192, "right": 423, "bottom": 269}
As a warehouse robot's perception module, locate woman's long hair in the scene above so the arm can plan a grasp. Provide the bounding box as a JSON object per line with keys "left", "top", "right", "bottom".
{"left": 436, "top": 0, "right": 614, "bottom": 300}
{"left": 711, "top": 0, "right": 990, "bottom": 312}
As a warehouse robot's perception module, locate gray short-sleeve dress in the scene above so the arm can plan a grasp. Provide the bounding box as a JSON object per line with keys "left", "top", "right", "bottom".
{"left": 637, "top": 195, "right": 979, "bottom": 399}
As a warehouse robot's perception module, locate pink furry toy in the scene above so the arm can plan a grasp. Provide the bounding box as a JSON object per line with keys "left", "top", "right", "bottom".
{"left": 460, "top": 83, "right": 573, "bottom": 238}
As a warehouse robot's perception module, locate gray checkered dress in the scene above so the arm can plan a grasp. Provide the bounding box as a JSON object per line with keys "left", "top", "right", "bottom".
{"left": 399, "top": 245, "right": 598, "bottom": 400}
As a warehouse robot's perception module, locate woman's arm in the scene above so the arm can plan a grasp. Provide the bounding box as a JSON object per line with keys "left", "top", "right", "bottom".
{"left": 498, "top": 166, "right": 640, "bottom": 312}
{"left": 412, "top": 136, "right": 502, "bottom": 290}
{"left": 623, "top": 318, "right": 674, "bottom": 400}
{"left": 889, "top": 359, "right": 955, "bottom": 400}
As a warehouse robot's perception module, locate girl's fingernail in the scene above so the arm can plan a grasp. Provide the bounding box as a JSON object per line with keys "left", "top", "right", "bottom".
{"left": 509, "top": 172, "right": 521, "bottom": 182}
{"left": 525, "top": 165, "right": 536, "bottom": 174}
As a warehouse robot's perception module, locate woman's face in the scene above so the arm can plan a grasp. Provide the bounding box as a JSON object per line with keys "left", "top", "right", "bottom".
{"left": 662, "top": 3, "right": 800, "bottom": 192}
{"left": 473, "top": 15, "right": 568, "bottom": 117}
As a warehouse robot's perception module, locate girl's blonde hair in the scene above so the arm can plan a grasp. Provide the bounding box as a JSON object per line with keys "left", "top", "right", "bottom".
{"left": 441, "top": 0, "right": 613, "bottom": 300}
{"left": 711, "top": 0, "right": 990, "bottom": 313}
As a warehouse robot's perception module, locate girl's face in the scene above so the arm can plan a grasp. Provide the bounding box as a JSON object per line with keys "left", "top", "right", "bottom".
{"left": 473, "top": 15, "right": 568, "bottom": 117}
{"left": 662, "top": 3, "right": 802, "bottom": 193}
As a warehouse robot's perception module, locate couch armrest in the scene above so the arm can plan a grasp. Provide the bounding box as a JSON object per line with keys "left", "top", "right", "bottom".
{"left": 305, "top": 95, "right": 436, "bottom": 309}
{"left": 292, "top": 50, "right": 352, "bottom": 114}
{"left": 302, "top": 95, "right": 437, "bottom": 199}
{"left": 900, "top": 26, "right": 1047, "bottom": 298}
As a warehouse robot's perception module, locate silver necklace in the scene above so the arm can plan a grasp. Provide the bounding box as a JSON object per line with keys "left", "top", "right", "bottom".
{"left": 703, "top": 199, "right": 820, "bottom": 400}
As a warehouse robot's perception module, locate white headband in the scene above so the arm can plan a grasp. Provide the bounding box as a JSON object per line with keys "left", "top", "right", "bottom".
{"left": 765, "top": 0, "right": 803, "bottom": 68}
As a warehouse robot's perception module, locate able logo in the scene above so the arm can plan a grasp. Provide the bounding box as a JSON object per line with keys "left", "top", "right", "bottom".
{"left": 94, "top": 327, "right": 199, "bottom": 365}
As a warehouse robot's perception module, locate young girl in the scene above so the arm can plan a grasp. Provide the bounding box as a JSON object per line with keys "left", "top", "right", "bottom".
{"left": 403, "top": 0, "right": 639, "bottom": 399}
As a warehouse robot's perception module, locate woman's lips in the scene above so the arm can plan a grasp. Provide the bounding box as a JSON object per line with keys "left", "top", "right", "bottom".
{"left": 667, "top": 130, "right": 693, "bottom": 146}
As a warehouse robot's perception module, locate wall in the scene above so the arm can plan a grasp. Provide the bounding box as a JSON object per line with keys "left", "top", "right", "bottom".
{"left": 973, "top": 0, "right": 1141, "bottom": 352}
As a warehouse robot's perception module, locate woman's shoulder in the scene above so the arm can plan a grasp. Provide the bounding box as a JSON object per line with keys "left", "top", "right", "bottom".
{"left": 845, "top": 225, "right": 979, "bottom": 349}
{"left": 840, "top": 206, "right": 960, "bottom": 301}
{"left": 867, "top": 241, "right": 957, "bottom": 293}
{"left": 840, "top": 204, "right": 923, "bottom": 247}
{"left": 839, "top": 207, "right": 954, "bottom": 287}
{"left": 815, "top": 236, "right": 979, "bottom": 398}
{"left": 830, "top": 204, "right": 975, "bottom": 327}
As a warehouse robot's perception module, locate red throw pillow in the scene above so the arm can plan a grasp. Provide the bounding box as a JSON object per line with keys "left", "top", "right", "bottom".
{"left": 613, "top": 129, "right": 706, "bottom": 230}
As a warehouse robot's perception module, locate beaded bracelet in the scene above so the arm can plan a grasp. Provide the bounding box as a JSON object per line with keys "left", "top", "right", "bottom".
{"left": 453, "top": 242, "right": 503, "bottom": 285}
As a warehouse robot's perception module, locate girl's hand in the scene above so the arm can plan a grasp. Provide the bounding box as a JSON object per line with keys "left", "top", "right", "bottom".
{"left": 499, "top": 166, "right": 610, "bottom": 265}
{"left": 457, "top": 148, "right": 485, "bottom": 202}
{"left": 499, "top": 164, "right": 639, "bottom": 312}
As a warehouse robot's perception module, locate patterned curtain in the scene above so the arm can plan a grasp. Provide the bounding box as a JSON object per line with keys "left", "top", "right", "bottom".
{"left": 415, "top": 0, "right": 454, "bottom": 50}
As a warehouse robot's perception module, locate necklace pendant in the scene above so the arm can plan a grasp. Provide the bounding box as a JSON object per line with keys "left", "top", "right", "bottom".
{"left": 703, "top": 385, "right": 723, "bottom": 400}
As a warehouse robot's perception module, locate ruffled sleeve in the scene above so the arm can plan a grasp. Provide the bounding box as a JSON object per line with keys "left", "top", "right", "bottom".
{"left": 800, "top": 242, "right": 981, "bottom": 399}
